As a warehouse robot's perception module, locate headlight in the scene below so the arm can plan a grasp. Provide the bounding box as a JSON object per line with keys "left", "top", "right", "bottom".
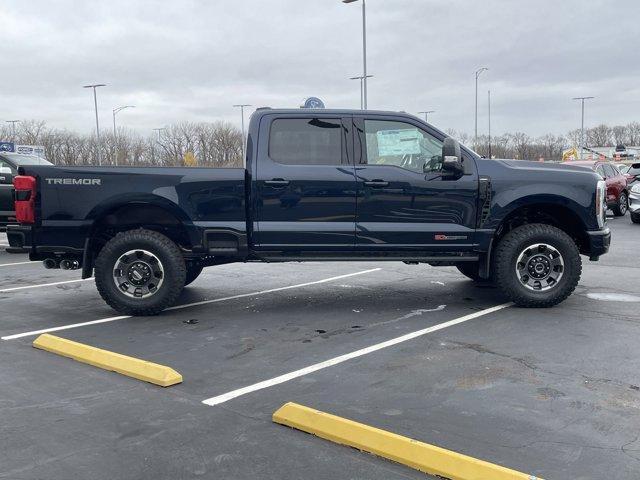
{"left": 631, "top": 184, "right": 640, "bottom": 194}
{"left": 596, "top": 180, "right": 606, "bottom": 228}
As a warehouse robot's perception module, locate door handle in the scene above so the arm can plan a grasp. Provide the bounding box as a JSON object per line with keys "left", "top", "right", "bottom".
{"left": 264, "top": 178, "right": 290, "bottom": 187}
{"left": 364, "top": 179, "right": 389, "bottom": 188}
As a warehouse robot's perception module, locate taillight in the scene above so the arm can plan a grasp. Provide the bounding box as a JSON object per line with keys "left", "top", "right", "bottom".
{"left": 13, "top": 175, "right": 37, "bottom": 224}
{"left": 595, "top": 180, "right": 606, "bottom": 228}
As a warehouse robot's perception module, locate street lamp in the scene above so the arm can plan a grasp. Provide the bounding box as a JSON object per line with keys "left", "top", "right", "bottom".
{"left": 343, "top": 0, "right": 368, "bottom": 109}
{"left": 349, "top": 74, "right": 373, "bottom": 109}
{"left": 112, "top": 105, "right": 135, "bottom": 137}
{"left": 418, "top": 110, "right": 435, "bottom": 123}
{"left": 487, "top": 90, "right": 492, "bottom": 159}
{"left": 233, "top": 104, "right": 252, "bottom": 162}
{"left": 83, "top": 83, "right": 106, "bottom": 165}
{"left": 5, "top": 120, "right": 20, "bottom": 142}
{"left": 474, "top": 67, "right": 488, "bottom": 147}
{"left": 572, "top": 96, "right": 595, "bottom": 159}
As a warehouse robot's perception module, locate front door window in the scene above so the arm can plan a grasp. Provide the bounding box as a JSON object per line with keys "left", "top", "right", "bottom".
{"left": 363, "top": 120, "right": 444, "bottom": 174}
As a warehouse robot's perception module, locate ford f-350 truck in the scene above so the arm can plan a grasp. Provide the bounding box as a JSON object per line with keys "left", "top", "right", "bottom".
{"left": 7, "top": 109, "right": 610, "bottom": 315}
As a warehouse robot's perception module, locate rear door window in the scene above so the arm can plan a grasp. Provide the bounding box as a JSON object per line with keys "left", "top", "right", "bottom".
{"left": 269, "top": 118, "right": 343, "bottom": 165}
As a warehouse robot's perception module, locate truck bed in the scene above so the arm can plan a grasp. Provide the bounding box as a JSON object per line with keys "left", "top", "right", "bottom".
{"left": 13, "top": 165, "right": 248, "bottom": 255}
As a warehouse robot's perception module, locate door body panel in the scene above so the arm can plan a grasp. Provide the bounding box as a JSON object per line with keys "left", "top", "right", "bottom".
{"left": 353, "top": 115, "right": 478, "bottom": 251}
{"left": 252, "top": 114, "right": 357, "bottom": 250}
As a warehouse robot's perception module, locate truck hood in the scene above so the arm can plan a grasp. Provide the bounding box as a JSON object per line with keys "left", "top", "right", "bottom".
{"left": 496, "top": 159, "right": 595, "bottom": 174}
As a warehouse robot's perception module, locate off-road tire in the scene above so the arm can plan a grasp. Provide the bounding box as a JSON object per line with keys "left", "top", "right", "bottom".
{"left": 456, "top": 263, "right": 483, "bottom": 282}
{"left": 631, "top": 212, "right": 640, "bottom": 224}
{"left": 184, "top": 264, "right": 204, "bottom": 286}
{"left": 612, "top": 192, "right": 628, "bottom": 216}
{"left": 494, "top": 223, "right": 581, "bottom": 307}
{"left": 95, "top": 229, "right": 186, "bottom": 315}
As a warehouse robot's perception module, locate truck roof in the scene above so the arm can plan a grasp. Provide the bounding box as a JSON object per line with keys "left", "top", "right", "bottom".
{"left": 251, "top": 108, "right": 421, "bottom": 117}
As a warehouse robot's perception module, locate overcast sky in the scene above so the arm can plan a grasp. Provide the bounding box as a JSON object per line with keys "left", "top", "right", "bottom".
{"left": 1, "top": 0, "right": 639, "bottom": 139}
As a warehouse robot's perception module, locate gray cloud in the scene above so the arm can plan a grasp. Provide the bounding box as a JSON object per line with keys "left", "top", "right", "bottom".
{"left": 1, "top": 0, "right": 639, "bottom": 138}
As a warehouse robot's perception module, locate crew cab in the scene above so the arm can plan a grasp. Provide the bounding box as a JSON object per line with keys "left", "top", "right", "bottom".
{"left": 0, "top": 153, "right": 52, "bottom": 228}
{"left": 7, "top": 109, "right": 610, "bottom": 315}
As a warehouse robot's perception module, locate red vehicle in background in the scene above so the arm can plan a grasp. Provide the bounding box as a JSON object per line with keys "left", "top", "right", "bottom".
{"left": 569, "top": 161, "right": 629, "bottom": 216}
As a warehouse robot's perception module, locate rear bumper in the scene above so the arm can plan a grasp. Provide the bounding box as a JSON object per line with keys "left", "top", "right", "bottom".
{"left": 6, "top": 224, "right": 33, "bottom": 253}
{"left": 586, "top": 227, "right": 611, "bottom": 260}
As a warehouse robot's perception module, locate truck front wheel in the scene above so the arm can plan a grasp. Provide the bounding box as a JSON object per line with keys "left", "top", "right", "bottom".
{"left": 493, "top": 224, "right": 582, "bottom": 307}
{"left": 94, "top": 229, "right": 186, "bottom": 315}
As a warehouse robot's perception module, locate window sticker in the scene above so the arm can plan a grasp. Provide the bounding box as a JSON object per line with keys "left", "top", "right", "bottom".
{"left": 376, "top": 129, "right": 421, "bottom": 156}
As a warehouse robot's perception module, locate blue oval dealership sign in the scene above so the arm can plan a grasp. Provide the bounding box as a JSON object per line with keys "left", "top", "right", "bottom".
{"left": 302, "top": 97, "right": 325, "bottom": 109}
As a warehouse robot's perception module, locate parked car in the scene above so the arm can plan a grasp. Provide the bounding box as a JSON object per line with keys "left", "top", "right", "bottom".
{"left": 569, "top": 160, "right": 629, "bottom": 216}
{"left": 0, "top": 153, "right": 52, "bottom": 228}
{"left": 7, "top": 109, "right": 610, "bottom": 314}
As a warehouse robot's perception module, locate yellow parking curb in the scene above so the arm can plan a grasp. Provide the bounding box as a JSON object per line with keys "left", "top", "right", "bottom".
{"left": 273, "top": 402, "right": 542, "bottom": 480}
{"left": 33, "top": 334, "right": 182, "bottom": 387}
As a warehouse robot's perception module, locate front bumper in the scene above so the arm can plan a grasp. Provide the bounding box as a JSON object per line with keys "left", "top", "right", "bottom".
{"left": 586, "top": 227, "right": 611, "bottom": 260}
{"left": 629, "top": 189, "right": 640, "bottom": 214}
{"left": 6, "top": 224, "right": 33, "bottom": 254}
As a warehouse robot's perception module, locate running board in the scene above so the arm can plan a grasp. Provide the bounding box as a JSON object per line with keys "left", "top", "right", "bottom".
{"left": 258, "top": 255, "right": 479, "bottom": 263}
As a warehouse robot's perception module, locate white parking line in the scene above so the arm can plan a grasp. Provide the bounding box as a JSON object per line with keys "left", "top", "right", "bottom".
{"left": 202, "top": 302, "right": 512, "bottom": 406}
{"left": 0, "top": 261, "right": 38, "bottom": 268}
{"left": 1, "top": 268, "right": 381, "bottom": 340}
{"left": 0, "top": 278, "right": 92, "bottom": 293}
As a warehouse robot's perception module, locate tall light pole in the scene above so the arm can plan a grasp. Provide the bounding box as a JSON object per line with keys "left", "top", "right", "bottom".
{"left": 474, "top": 67, "right": 488, "bottom": 148}
{"left": 418, "top": 110, "right": 435, "bottom": 123}
{"left": 112, "top": 105, "right": 135, "bottom": 137}
{"left": 350, "top": 74, "right": 373, "bottom": 109}
{"left": 572, "top": 96, "right": 594, "bottom": 159}
{"left": 5, "top": 120, "right": 20, "bottom": 142}
{"left": 233, "top": 104, "right": 252, "bottom": 162}
{"left": 83, "top": 83, "right": 106, "bottom": 165}
{"left": 487, "top": 90, "right": 492, "bottom": 159}
{"left": 343, "top": 0, "right": 368, "bottom": 109}
{"left": 112, "top": 106, "right": 135, "bottom": 166}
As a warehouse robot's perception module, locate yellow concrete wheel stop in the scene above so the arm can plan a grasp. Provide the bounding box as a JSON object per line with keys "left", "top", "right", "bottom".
{"left": 273, "top": 402, "right": 542, "bottom": 480}
{"left": 33, "top": 333, "right": 182, "bottom": 387}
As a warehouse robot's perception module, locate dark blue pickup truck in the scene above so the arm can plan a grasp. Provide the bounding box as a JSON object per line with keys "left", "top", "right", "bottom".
{"left": 7, "top": 109, "right": 610, "bottom": 315}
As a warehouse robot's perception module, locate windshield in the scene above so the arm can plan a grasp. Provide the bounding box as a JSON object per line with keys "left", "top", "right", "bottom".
{"left": 1, "top": 153, "right": 52, "bottom": 165}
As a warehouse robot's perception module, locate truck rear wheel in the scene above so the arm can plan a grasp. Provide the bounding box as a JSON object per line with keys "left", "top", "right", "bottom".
{"left": 631, "top": 212, "right": 640, "bottom": 224}
{"left": 94, "top": 229, "right": 186, "bottom": 315}
{"left": 493, "top": 223, "right": 581, "bottom": 307}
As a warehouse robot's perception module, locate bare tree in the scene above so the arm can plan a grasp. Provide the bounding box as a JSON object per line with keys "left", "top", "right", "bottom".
{"left": 586, "top": 124, "right": 613, "bottom": 147}
{"left": 2, "top": 118, "right": 638, "bottom": 166}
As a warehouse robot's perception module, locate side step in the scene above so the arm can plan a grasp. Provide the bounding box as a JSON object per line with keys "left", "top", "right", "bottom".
{"left": 204, "top": 229, "right": 247, "bottom": 256}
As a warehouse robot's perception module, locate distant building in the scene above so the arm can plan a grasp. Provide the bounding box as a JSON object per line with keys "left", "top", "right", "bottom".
{"left": 562, "top": 145, "right": 639, "bottom": 162}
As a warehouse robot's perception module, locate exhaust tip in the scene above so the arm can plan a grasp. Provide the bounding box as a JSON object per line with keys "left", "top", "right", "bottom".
{"left": 60, "top": 259, "right": 80, "bottom": 270}
{"left": 43, "top": 258, "right": 59, "bottom": 269}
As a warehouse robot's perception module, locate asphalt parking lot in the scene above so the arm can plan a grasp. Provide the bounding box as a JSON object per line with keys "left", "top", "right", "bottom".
{"left": 1, "top": 216, "right": 639, "bottom": 480}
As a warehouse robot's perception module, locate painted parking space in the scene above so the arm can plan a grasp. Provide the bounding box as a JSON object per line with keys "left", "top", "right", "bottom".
{"left": 0, "top": 220, "right": 639, "bottom": 479}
